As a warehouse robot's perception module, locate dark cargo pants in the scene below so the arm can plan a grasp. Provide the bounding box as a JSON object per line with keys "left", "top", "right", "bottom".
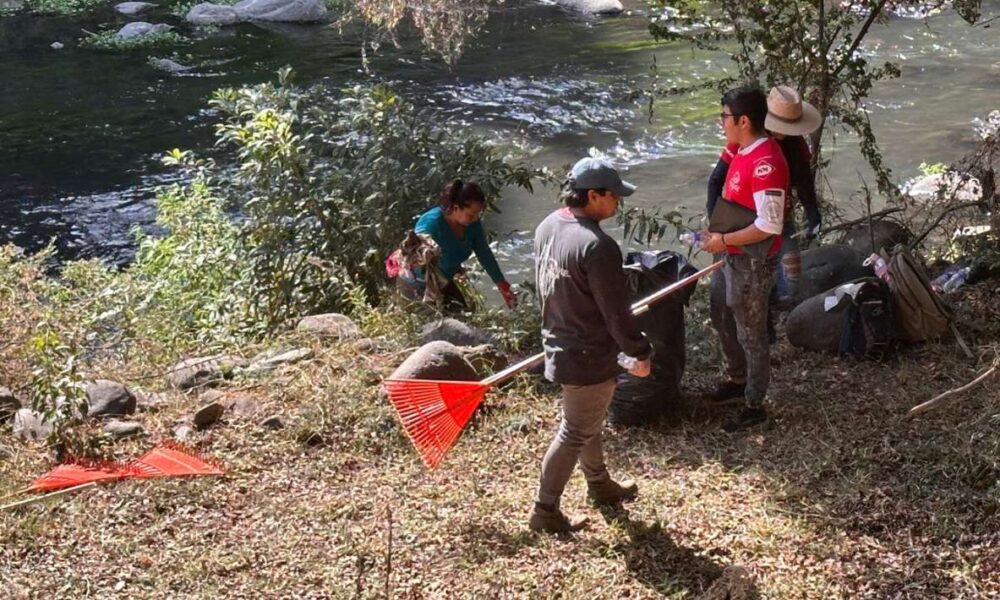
{"left": 710, "top": 253, "right": 777, "bottom": 408}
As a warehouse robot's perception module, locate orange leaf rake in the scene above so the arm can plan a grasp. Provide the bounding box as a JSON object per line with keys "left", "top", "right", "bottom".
{"left": 383, "top": 260, "right": 723, "bottom": 469}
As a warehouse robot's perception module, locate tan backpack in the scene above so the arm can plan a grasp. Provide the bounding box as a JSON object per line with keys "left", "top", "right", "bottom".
{"left": 880, "top": 246, "right": 952, "bottom": 343}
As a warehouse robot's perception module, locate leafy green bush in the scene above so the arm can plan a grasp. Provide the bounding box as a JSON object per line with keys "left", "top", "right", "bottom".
{"left": 81, "top": 29, "right": 189, "bottom": 52}
{"left": 205, "top": 68, "right": 548, "bottom": 329}
{"left": 14, "top": 0, "right": 103, "bottom": 15}
{"left": 129, "top": 170, "right": 257, "bottom": 350}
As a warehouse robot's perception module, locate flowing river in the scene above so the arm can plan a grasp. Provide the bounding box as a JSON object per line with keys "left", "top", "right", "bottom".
{"left": 1, "top": 0, "right": 998, "bottom": 280}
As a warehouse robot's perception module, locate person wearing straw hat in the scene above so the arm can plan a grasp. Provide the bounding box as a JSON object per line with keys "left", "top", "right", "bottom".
{"left": 763, "top": 85, "right": 824, "bottom": 304}
{"left": 529, "top": 157, "right": 652, "bottom": 533}
{"left": 707, "top": 86, "right": 824, "bottom": 308}
{"left": 699, "top": 84, "right": 789, "bottom": 432}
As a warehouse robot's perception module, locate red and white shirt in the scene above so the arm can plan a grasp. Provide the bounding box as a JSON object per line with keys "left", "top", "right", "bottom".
{"left": 722, "top": 137, "right": 789, "bottom": 256}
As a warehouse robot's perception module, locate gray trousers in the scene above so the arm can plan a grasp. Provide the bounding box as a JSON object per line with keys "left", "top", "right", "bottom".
{"left": 709, "top": 253, "right": 777, "bottom": 408}
{"left": 536, "top": 378, "right": 616, "bottom": 507}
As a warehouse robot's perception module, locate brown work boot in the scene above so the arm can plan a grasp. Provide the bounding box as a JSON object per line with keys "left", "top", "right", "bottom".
{"left": 587, "top": 478, "right": 638, "bottom": 506}
{"left": 528, "top": 504, "right": 589, "bottom": 533}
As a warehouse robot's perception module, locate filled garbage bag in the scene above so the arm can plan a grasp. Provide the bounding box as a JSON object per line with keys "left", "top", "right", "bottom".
{"left": 609, "top": 250, "right": 699, "bottom": 426}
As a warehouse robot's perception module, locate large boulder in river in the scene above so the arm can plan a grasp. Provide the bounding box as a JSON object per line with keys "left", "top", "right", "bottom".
{"left": 837, "top": 220, "right": 912, "bottom": 258}
{"left": 388, "top": 341, "right": 479, "bottom": 382}
{"left": 420, "top": 318, "right": 494, "bottom": 347}
{"left": 905, "top": 171, "right": 982, "bottom": 204}
{"left": 86, "top": 380, "right": 136, "bottom": 417}
{"left": 185, "top": 3, "right": 240, "bottom": 25}
{"left": 116, "top": 22, "right": 173, "bottom": 39}
{"left": 115, "top": 1, "right": 156, "bottom": 15}
{"left": 554, "top": 0, "right": 624, "bottom": 15}
{"left": 234, "top": 0, "right": 327, "bottom": 22}
{"left": 797, "top": 244, "right": 872, "bottom": 302}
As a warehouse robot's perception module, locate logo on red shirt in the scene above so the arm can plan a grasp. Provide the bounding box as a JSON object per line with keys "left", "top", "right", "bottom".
{"left": 727, "top": 170, "right": 742, "bottom": 194}
{"left": 754, "top": 161, "right": 775, "bottom": 179}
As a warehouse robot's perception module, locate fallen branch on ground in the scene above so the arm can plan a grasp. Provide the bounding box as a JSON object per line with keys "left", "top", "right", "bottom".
{"left": 907, "top": 360, "right": 999, "bottom": 418}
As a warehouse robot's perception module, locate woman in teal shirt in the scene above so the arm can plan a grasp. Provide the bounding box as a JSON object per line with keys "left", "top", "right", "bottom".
{"left": 414, "top": 180, "right": 517, "bottom": 310}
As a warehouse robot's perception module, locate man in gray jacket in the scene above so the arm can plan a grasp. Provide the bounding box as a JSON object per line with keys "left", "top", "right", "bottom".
{"left": 530, "top": 157, "right": 652, "bottom": 534}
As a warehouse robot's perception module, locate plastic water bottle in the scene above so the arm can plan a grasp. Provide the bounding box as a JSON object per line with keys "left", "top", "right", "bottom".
{"left": 617, "top": 352, "right": 638, "bottom": 370}
{"left": 867, "top": 253, "right": 892, "bottom": 283}
{"left": 679, "top": 231, "right": 702, "bottom": 247}
{"left": 942, "top": 267, "right": 970, "bottom": 293}
{"left": 931, "top": 270, "right": 954, "bottom": 294}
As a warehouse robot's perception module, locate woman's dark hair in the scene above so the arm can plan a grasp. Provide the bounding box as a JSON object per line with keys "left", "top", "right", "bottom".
{"left": 559, "top": 177, "right": 605, "bottom": 208}
{"left": 440, "top": 179, "right": 486, "bottom": 211}
{"left": 721, "top": 84, "right": 768, "bottom": 134}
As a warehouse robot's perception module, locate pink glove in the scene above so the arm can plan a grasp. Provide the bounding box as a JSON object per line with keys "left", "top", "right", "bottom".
{"left": 497, "top": 281, "right": 517, "bottom": 309}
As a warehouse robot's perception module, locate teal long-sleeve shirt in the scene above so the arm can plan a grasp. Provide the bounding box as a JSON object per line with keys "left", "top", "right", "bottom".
{"left": 414, "top": 206, "right": 505, "bottom": 284}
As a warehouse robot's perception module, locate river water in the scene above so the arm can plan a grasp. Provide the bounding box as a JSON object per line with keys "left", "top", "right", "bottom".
{"left": 1, "top": 0, "right": 998, "bottom": 278}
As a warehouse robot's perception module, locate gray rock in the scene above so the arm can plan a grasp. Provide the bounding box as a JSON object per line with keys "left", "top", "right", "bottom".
{"left": 185, "top": 2, "right": 240, "bottom": 25}
{"left": 136, "top": 392, "right": 168, "bottom": 413}
{"left": 174, "top": 424, "right": 194, "bottom": 442}
{"left": 12, "top": 409, "right": 52, "bottom": 441}
{"left": 259, "top": 415, "right": 284, "bottom": 430}
{"left": 0, "top": 387, "right": 21, "bottom": 421}
{"left": 50, "top": 41, "right": 64, "bottom": 50}
{"left": 906, "top": 172, "right": 982, "bottom": 203}
{"left": 103, "top": 420, "right": 145, "bottom": 438}
{"left": 554, "top": 0, "right": 624, "bottom": 15}
{"left": 230, "top": 395, "right": 258, "bottom": 417}
{"left": 297, "top": 313, "right": 361, "bottom": 339}
{"left": 234, "top": 0, "right": 327, "bottom": 22}
{"left": 116, "top": 22, "right": 173, "bottom": 40}
{"left": 797, "top": 244, "right": 873, "bottom": 303}
{"left": 420, "top": 318, "right": 494, "bottom": 347}
{"left": 460, "top": 344, "right": 509, "bottom": 376}
{"left": 115, "top": 1, "right": 156, "bottom": 15}
{"left": 199, "top": 389, "right": 226, "bottom": 404}
{"left": 388, "top": 341, "right": 479, "bottom": 382}
{"left": 352, "top": 337, "right": 378, "bottom": 353}
{"left": 247, "top": 347, "right": 313, "bottom": 373}
{"left": 837, "top": 221, "right": 912, "bottom": 258}
{"left": 167, "top": 355, "right": 247, "bottom": 390}
{"left": 193, "top": 401, "right": 225, "bottom": 429}
{"left": 148, "top": 57, "right": 192, "bottom": 73}
{"left": 86, "top": 380, "right": 136, "bottom": 417}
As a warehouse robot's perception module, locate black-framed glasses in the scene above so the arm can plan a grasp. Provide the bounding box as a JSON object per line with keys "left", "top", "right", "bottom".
{"left": 719, "top": 112, "right": 738, "bottom": 121}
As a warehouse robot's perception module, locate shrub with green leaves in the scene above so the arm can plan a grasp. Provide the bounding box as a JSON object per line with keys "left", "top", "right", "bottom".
{"left": 13, "top": 0, "right": 103, "bottom": 15}
{"left": 204, "top": 68, "right": 548, "bottom": 329}
{"left": 81, "top": 29, "right": 189, "bottom": 52}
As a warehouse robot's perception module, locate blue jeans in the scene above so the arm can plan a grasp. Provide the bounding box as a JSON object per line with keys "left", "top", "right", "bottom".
{"left": 775, "top": 221, "right": 801, "bottom": 302}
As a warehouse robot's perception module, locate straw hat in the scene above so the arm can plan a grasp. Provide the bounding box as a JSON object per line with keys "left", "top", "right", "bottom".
{"left": 764, "top": 86, "right": 822, "bottom": 136}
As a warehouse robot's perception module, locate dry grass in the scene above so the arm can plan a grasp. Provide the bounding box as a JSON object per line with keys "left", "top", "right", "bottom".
{"left": 1, "top": 281, "right": 999, "bottom": 599}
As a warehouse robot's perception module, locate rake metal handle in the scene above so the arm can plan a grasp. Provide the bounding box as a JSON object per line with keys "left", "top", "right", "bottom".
{"left": 481, "top": 260, "right": 723, "bottom": 387}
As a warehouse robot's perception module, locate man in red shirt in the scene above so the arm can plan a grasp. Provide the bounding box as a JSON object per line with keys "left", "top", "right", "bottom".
{"left": 700, "top": 85, "right": 789, "bottom": 432}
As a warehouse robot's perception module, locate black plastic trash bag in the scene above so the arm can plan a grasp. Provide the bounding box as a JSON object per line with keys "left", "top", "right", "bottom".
{"left": 609, "top": 250, "right": 699, "bottom": 426}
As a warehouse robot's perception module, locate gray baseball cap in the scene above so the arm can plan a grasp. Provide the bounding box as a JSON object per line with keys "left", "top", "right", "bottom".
{"left": 569, "top": 157, "right": 636, "bottom": 197}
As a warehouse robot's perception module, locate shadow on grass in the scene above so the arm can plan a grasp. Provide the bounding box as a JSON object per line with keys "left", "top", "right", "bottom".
{"left": 596, "top": 505, "right": 759, "bottom": 599}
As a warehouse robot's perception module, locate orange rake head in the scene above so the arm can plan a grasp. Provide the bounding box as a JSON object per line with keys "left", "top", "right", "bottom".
{"left": 383, "top": 378, "right": 491, "bottom": 469}
{"left": 28, "top": 459, "right": 140, "bottom": 493}
{"left": 130, "top": 441, "right": 225, "bottom": 479}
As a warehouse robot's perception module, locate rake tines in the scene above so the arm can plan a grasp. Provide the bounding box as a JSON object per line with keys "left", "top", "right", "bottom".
{"left": 383, "top": 261, "right": 724, "bottom": 469}
{"left": 383, "top": 379, "right": 489, "bottom": 469}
